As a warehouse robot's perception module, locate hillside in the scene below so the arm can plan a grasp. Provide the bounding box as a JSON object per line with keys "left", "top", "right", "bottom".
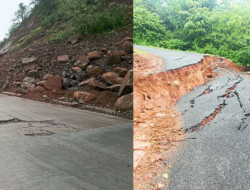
{"left": 0, "top": 0, "right": 133, "bottom": 119}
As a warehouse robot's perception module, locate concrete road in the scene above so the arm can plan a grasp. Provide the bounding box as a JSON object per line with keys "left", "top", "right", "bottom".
{"left": 0, "top": 94, "right": 132, "bottom": 190}
{"left": 166, "top": 69, "right": 250, "bottom": 190}
{"left": 134, "top": 44, "right": 204, "bottom": 70}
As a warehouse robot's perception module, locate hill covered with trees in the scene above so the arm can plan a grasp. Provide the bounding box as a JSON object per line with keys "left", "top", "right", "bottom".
{"left": 134, "top": 0, "right": 250, "bottom": 66}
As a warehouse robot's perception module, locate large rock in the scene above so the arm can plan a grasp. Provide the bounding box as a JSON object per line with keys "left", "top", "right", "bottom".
{"left": 95, "top": 91, "right": 118, "bottom": 106}
{"left": 43, "top": 74, "right": 52, "bottom": 80}
{"left": 87, "top": 51, "right": 101, "bottom": 61}
{"left": 34, "top": 86, "right": 46, "bottom": 92}
{"left": 102, "top": 72, "right": 123, "bottom": 85}
{"left": 118, "top": 69, "right": 133, "bottom": 96}
{"left": 123, "top": 41, "right": 133, "bottom": 54}
{"left": 88, "top": 79, "right": 107, "bottom": 90}
{"left": 75, "top": 55, "right": 90, "bottom": 70}
{"left": 87, "top": 66, "right": 102, "bottom": 77}
{"left": 115, "top": 93, "right": 133, "bottom": 111}
{"left": 78, "top": 78, "right": 95, "bottom": 87}
{"left": 74, "top": 91, "right": 96, "bottom": 102}
{"left": 21, "top": 77, "right": 38, "bottom": 93}
{"left": 21, "top": 56, "right": 38, "bottom": 65}
{"left": 44, "top": 76, "right": 63, "bottom": 91}
{"left": 57, "top": 55, "right": 69, "bottom": 63}
{"left": 107, "top": 51, "right": 121, "bottom": 66}
{"left": 28, "top": 70, "right": 40, "bottom": 79}
{"left": 113, "top": 67, "right": 128, "bottom": 77}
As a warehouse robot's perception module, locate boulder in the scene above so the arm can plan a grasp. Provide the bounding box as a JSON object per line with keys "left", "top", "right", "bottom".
{"left": 88, "top": 79, "right": 107, "bottom": 90}
{"left": 44, "top": 76, "right": 63, "bottom": 91}
{"left": 107, "top": 51, "right": 121, "bottom": 66}
{"left": 57, "top": 55, "right": 69, "bottom": 63}
{"left": 118, "top": 69, "right": 133, "bottom": 96}
{"left": 87, "top": 66, "right": 102, "bottom": 77}
{"left": 75, "top": 55, "right": 90, "bottom": 70}
{"left": 115, "top": 93, "right": 133, "bottom": 111}
{"left": 21, "top": 56, "right": 38, "bottom": 65}
{"left": 28, "top": 70, "right": 40, "bottom": 79}
{"left": 74, "top": 91, "right": 96, "bottom": 102}
{"left": 109, "top": 84, "right": 121, "bottom": 92}
{"left": 37, "top": 81, "right": 46, "bottom": 87}
{"left": 113, "top": 67, "right": 128, "bottom": 77}
{"left": 123, "top": 41, "right": 133, "bottom": 54}
{"left": 21, "top": 77, "right": 38, "bottom": 93}
{"left": 87, "top": 51, "right": 101, "bottom": 61}
{"left": 102, "top": 72, "right": 123, "bottom": 85}
{"left": 43, "top": 74, "right": 52, "bottom": 80}
{"left": 95, "top": 91, "right": 118, "bottom": 106}
{"left": 78, "top": 78, "right": 95, "bottom": 87}
{"left": 34, "top": 86, "right": 46, "bottom": 92}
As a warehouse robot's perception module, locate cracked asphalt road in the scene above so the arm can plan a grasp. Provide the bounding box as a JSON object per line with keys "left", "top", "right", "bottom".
{"left": 0, "top": 95, "right": 132, "bottom": 190}
{"left": 166, "top": 69, "right": 250, "bottom": 190}
{"left": 134, "top": 45, "right": 203, "bottom": 70}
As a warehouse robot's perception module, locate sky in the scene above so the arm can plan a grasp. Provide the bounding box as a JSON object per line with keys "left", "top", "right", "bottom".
{"left": 0, "top": 0, "right": 31, "bottom": 41}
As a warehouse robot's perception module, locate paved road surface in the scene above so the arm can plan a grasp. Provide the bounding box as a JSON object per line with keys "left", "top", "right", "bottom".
{"left": 0, "top": 95, "right": 132, "bottom": 190}
{"left": 166, "top": 68, "right": 250, "bottom": 190}
{"left": 134, "top": 44, "right": 204, "bottom": 70}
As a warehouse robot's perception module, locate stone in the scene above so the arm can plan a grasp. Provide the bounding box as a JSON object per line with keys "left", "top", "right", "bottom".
{"left": 88, "top": 79, "right": 107, "bottom": 90}
{"left": 114, "top": 93, "right": 133, "bottom": 111}
{"left": 109, "top": 84, "right": 121, "bottom": 92}
{"left": 87, "top": 66, "right": 102, "bottom": 77}
{"left": 43, "top": 74, "right": 52, "bottom": 80}
{"left": 123, "top": 41, "right": 133, "bottom": 54}
{"left": 75, "top": 55, "right": 90, "bottom": 70}
{"left": 87, "top": 51, "right": 101, "bottom": 61}
{"left": 59, "top": 97, "right": 66, "bottom": 101}
{"left": 78, "top": 78, "right": 95, "bottom": 87}
{"left": 28, "top": 70, "right": 40, "bottom": 79}
{"left": 57, "top": 55, "right": 69, "bottom": 63}
{"left": 95, "top": 91, "right": 118, "bottom": 106}
{"left": 67, "top": 33, "right": 84, "bottom": 44}
{"left": 71, "top": 67, "right": 82, "bottom": 73}
{"left": 21, "top": 56, "right": 38, "bottom": 65}
{"left": 74, "top": 91, "right": 96, "bottom": 102}
{"left": 116, "top": 51, "right": 127, "bottom": 57}
{"left": 37, "top": 81, "right": 46, "bottom": 87}
{"left": 107, "top": 51, "right": 121, "bottom": 66}
{"left": 34, "top": 86, "right": 45, "bottom": 92}
{"left": 21, "top": 77, "right": 37, "bottom": 93}
{"left": 102, "top": 72, "right": 123, "bottom": 85}
{"left": 101, "top": 48, "right": 108, "bottom": 53}
{"left": 113, "top": 67, "right": 128, "bottom": 77}
{"left": 86, "top": 65, "right": 94, "bottom": 72}
{"left": 44, "top": 76, "right": 63, "bottom": 91}
{"left": 118, "top": 69, "right": 133, "bottom": 96}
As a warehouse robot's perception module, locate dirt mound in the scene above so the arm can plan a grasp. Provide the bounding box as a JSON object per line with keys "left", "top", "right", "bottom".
{"left": 0, "top": 26, "right": 133, "bottom": 119}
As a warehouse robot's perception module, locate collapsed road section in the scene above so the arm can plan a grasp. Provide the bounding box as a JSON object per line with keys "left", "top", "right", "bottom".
{"left": 133, "top": 45, "right": 248, "bottom": 190}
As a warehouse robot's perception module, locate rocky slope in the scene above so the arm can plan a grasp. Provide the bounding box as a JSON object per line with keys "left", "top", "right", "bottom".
{"left": 0, "top": 15, "right": 133, "bottom": 119}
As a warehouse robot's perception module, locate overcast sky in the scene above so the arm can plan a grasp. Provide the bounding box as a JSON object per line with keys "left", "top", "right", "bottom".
{"left": 0, "top": 0, "right": 31, "bottom": 41}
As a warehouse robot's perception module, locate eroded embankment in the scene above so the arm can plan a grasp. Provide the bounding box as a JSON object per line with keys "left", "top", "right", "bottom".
{"left": 133, "top": 53, "right": 244, "bottom": 189}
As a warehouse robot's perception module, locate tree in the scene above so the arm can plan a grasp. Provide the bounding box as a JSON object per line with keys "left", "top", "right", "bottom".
{"left": 13, "top": 3, "right": 29, "bottom": 24}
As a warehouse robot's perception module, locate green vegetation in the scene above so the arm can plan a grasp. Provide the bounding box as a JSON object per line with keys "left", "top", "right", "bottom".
{"left": 134, "top": 0, "right": 250, "bottom": 66}
{"left": 0, "top": 0, "right": 131, "bottom": 47}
